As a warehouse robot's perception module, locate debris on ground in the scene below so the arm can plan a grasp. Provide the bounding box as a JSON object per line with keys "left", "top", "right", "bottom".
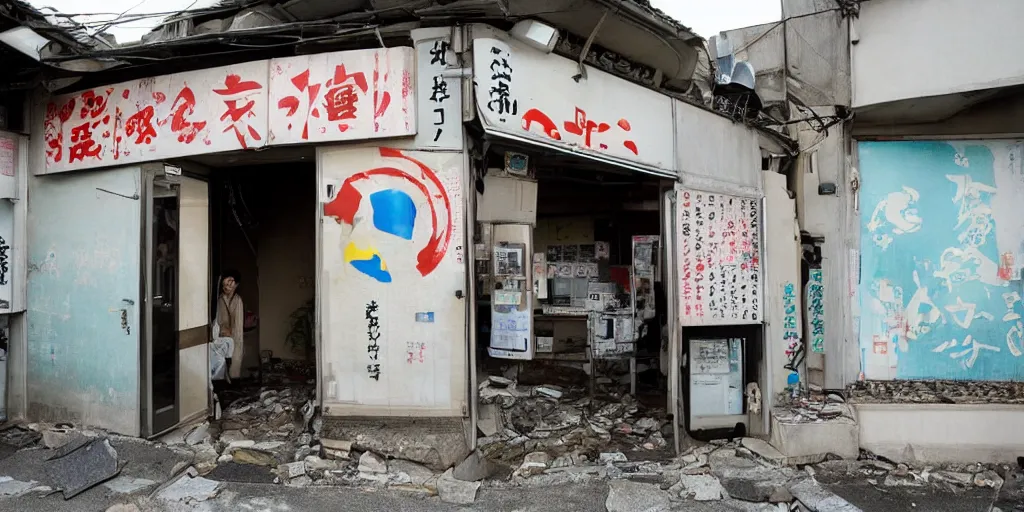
{"left": 155, "top": 467, "right": 221, "bottom": 504}
{"left": 46, "top": 437, "right": 120, "bottom": 499}
{"left": 437, "top": 468, "right": 480, "bottom": 504}
{"left": 848, "top": 379, "right": 1024, "bottom": 404}
{"left": 476, "top": 371, "right": 674, "bottom": 474}
{"left": 773, "top": 388, "right": 854, "bottom": 424}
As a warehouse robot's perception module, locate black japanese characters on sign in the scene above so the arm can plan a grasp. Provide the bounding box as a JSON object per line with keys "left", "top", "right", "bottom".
{"left": 0, "top": 235, "right": 10, "bottom": 286}
{"left": 428, "top": 40, "right": 453, "bottom": 143}
{"left": 678, "top": 189, "right": 762, "bottom": 326}
{"left": 487, "top": 46, "right": 517, "bottom": 122}
{"left": 366, "top": 300, "right": 382, "bottom": 381}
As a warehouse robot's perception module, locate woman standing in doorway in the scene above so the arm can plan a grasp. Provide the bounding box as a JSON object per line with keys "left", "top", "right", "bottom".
{"left": 214, "top": 270, "right": 245, "bottom": 381}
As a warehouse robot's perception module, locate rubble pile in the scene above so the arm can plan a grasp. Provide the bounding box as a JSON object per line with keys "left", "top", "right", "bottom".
{"left": 476, "top": 374, "right": 672, "bottom": 473}
{"left": 260, "top": 358, "right": 316, "bottom": 387}
{"left": 773, "top": 386, "right": 853, "bottom": 424}
{"left": 814, "top": 450, "right": 1020, "bottom": 494}
{"left": 848, "top": 379, "right": 1024, "bottom": 404}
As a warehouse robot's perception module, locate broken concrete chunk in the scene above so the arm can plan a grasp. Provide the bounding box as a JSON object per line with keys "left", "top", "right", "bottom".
{"left": 678, "top": 473, "right": 727, "bottom": 501}
{"left": 437, "top": 468, "right": 480, "bottom": 505}
{"left": 103, "top": 476, "right": 157, "bottom": 494}
{"left": 358, "top": 451, "right": 387, "bottom": 474}
{"left": 0, "top": 476, "right": 39, "bottom": 497}
{"left": 975, "top": 470, "right": 1004, "bottom": 488}
{"left": 321, "top": 438, "right": 353, "bottom": 452}
{"left": 231, "top": 448, "right": 278, "bottom": 467}
{"left": 515, "top": 451, "right": 551, "bottom": 477}
{"left": 453, "top": 450, "right": 502, "bottom": 482}
{"left": 488, "top": 375, "right": 514, "bottom": 387}
{"left": 46, "top": 437, "right": 119, "bottom": 499}
{"left": 156, "top": 471, "right": 221, "bottom": 504}
{"left": 281, "top": 461, "right": 306, "bottom": 479}
{"left": 606, "top": 480, "right": 672, "bottom": 512}
{"left": 600, "top": 452, "right": 628, "bottom": 464}
{"left": 42, "top": 429, "right": 71, "bottom": 450}
{"left": 323, "top": 448, "right": 349, "bottom": 460}
{"left": 185, "top": 423, "right": 210, "bottom": 446}
{"left": 535, "top": 386, "right": 564, "bottom": 399}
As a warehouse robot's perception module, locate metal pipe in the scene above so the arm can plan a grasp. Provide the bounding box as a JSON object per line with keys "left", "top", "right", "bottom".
{"left": 465, "top": 131, "right": 479, "bottom": 451}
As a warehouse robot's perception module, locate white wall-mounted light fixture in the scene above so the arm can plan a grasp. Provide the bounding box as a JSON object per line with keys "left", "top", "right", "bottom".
{"left": 509, "top": 20, "right": 559, "bottom": 54}
{"left": 0, "top": 26, "right": 49, "bottom": 61}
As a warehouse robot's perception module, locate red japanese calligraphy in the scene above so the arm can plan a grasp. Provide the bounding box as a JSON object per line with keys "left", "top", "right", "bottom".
{"left": 372, "top": 53, "right": 392, "bottom": 131}
{"left": 323, "top": 64, "right": 368, "bottom": 127}
{"left": 617, "top": 119, "right": 638, "bottom": 155}
{"left": 166, "top": 86, "right": 207, "bottom": 144}
{"left": 79, "top": 89, "right": 112, "bottom": 120}
{"left": 563, "top": 107, "right": 610, "bottom": 148}
{"left": 69, "top": 121, "right": 101, "bottom": 163}
{"left": 277, "top": 69, "right": 322, "bottom": 140}
{"left": 214, "top": 74, "right": 263, "bottom": 149}
{"left": 44, "top": 99, "right": 75, "bottom": 163}
{"left": 522, "top": 107, "right": 639, "bottom": 155}
{"left": 124, "top": 106, "right": 157, "bottom": 145}
{"left": 522, "top": 109, "right": 561, "bottom": 139}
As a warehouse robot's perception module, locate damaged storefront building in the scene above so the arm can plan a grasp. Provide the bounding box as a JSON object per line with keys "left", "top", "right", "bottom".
{"left": 719, "top": 0, "right": 1024, "bottom": 467}
{"left": 0, "top": 0, "right": 801, "bottom": 491}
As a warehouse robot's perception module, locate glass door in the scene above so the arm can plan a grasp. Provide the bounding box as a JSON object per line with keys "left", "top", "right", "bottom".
{"left": 146, "top": 169, "right": 180, "bottom": 436}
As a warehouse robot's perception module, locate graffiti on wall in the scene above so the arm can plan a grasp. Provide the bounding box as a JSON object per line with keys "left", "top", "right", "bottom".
{"left": 366, "top": 300, "right": 382, "bottom": 381}
{"left": 808, "top": 269, "right": 824, "bottom": 353}
{"left": 783, "top": 282, "right": 803, "bottom": 375}
{"left": 859, "top": 141, "right": 1024, "bottom": 380}
{"left": 323, "top": 148, "right": 453, "bottom": 283}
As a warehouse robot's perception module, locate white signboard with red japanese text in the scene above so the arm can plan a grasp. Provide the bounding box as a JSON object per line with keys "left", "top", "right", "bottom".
{"left": 677, "top": 188, "right": 763, "bottom": 326}
{"left": 268, "top": 48, "right": 415, "bottom": 145}
{"left": 42, "top": 48, "right": 416, "bottom": 174}
{"left": 472, "top": 37, "right": 675, "bottom": 174}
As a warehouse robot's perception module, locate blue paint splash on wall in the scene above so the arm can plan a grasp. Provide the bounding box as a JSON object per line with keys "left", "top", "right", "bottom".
{"left": 370, "top": 189, "right": 417, "bottom": 240}
{"left": 350, "top": 255, "right": 393, "bottom": 283}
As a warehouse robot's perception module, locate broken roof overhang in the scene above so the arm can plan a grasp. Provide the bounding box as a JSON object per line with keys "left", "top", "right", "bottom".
{"left": 0, "top": 1, "right": 126, "bottom": 90}
{"left": 41, "top": 0, "right": 705, "bottom": 92}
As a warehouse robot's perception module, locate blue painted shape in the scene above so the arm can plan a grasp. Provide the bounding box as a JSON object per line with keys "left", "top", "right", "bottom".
{"left": 350, "top": 255, "right": 393, "bottom": 283}
{"left": 415, "top": 312, "right": 435, "bottom": 323}
{"left": 369, "top": 189, "right": 417, "bottom": 240}
{"left": 858, "top": 141, "right": 1024, "bottom": 381}
{"left": 27, "top": 166, "right": 142, "bottom": 434}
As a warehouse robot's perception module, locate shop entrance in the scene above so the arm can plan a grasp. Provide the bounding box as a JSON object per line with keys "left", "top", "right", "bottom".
{"left": 474, "top": 143, "right": 677, "bottom": 465}
{"left": 207, "top": 161, "right": 317, "bottom": 394}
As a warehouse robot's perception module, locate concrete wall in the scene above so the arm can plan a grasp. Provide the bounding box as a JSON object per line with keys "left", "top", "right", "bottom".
{"left": 763, "top": 172, "right": 803, "bottom": 395}
{"left": 856, "top": 403, "right": 1024, "bottom": 463}
{"left": 857, "top": 140, "right": 1024, "bottom": 381}
{"left": 792, "top": 110, "right": 855, "bottom": 389}
{"left": 852, "top": 0, "right": 1024, "bottom": 108}
{"left": 675, "top": 100, "right": 762, "bottom": 195}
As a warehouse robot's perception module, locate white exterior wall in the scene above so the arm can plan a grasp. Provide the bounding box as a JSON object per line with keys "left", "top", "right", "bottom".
{"left": 852, "top": 0, "right": 1024, "bottom": 108}
{"left": 675, "top": 101, "right": 762, "bottom": 195}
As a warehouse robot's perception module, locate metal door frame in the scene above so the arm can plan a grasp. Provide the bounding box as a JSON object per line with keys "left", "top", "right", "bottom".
{"left": 142, "top": 165, "right": 182, "bottom": 437}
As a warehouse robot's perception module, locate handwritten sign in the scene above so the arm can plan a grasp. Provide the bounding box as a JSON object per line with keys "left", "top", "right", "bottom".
{"left": 413, "top": 29, "right": 462, "bottom": 149}
{"left": 677, "top": 188, "right": 762, "bottom": 326}
{"left": 43, "top": 48, "right": 415, "bottom": 174}
{"left": 808, "top": 269, "right": 824, "bottom": 353}
{"left": 471, "top": 37, "right": 674, "bottom": 172}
